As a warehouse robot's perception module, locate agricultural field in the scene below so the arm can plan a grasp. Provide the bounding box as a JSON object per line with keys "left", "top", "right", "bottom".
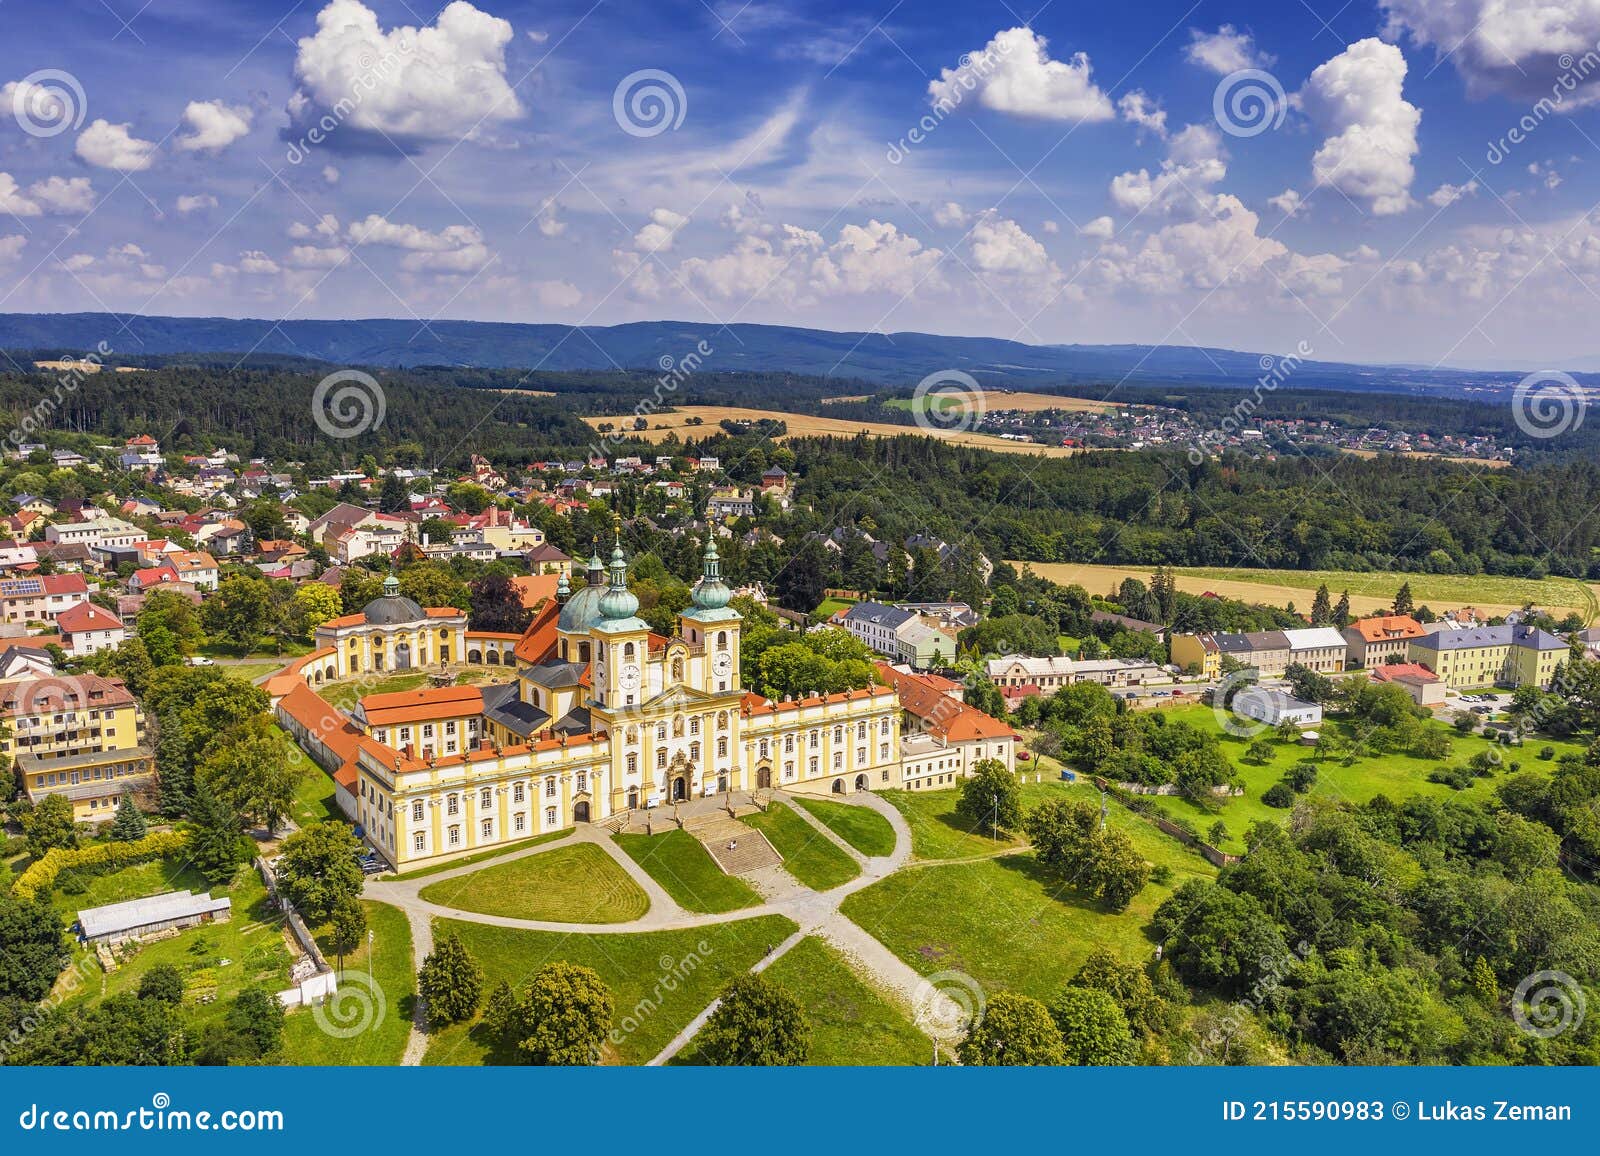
{"left": 417, "top": 843, "right": 649, "bottom": 923}
{"left": 881, "top": 390, "right": 1116, "bottom": 415}
{"left": 580, "top": 405, "right": 1087, "bottom": 458}
{"left": 1013, "top": 560, "right": 1598, "bottom": 621}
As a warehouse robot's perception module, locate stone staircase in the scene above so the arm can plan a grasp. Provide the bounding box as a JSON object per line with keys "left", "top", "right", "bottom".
{"left": 685, "top": 815, "right": 783, "bottom": 875}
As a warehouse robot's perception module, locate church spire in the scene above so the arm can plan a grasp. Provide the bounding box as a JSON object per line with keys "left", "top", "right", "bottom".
{"left": 691, "top": 531, "right": 731, "bottom": 612}
{"left": 598, "top": 517, "right": 640, "bottom": 622}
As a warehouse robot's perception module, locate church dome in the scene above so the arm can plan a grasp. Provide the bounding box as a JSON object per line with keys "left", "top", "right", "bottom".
{"left": 558, "top": 545, "right": 610, "bottom": 633}
{"left": 362, "top": 574, "right": 426, "bottom": 625}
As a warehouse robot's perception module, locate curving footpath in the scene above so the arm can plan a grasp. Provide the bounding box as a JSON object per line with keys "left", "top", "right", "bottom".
{"left": 372, "top": 790, "right": 965, "bottom": 1065}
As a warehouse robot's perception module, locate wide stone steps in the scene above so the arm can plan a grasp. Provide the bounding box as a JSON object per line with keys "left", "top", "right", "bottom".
{"left": 686, "top": 815, "right": 783, "bottom": 875}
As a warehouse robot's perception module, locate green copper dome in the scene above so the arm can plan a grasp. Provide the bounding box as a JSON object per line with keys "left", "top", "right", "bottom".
{"left": 599, "top": 537, "right": 640, "bottom": 621}
{"left": 691, "top": 536, "right": 731, "bottom": 611}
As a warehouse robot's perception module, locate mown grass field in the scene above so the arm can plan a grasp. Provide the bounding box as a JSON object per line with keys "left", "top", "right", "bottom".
{"left": 614, "top": 829, "right": 762, "bottom": 913}
{"left": 792, "top": 796, "right": 897, "bottom": 857}
{"left": 743, "top": 802, "right": 860, "bottom": 890}
{"left": 421, "top": 914, "right": 798, "bottom": 1065}
{"left": 843, "top": 782, "right": 1215, "bottom": 1004}
{"left": 674, "top": 936, "right": 929, "bottom": 1066}
{"left": 1012, "top": 560, "right": 1598, "bottom": 620}
{"left": 281, "top": 900, "right": 415, "bottom": 1065}
{"left": 417, "top": 843, "right": 649, "bottom": 924}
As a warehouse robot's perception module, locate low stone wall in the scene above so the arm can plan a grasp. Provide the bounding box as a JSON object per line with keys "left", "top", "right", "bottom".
{"left": 1091, "top": 776, "right": 1240, "bottom": 867}
{"left": 255, "top": 857, "right": 339, "bottom": 1009}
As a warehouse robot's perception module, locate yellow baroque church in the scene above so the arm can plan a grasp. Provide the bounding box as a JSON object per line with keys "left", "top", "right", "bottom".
{"left": 275, "top": 534, "right": 904, "bottom": 870}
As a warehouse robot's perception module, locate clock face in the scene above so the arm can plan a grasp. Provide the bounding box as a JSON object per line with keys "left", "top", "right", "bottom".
{"left": 620, "top": 663, "right": 641, "bottom": 690}
{"left": 712, "top": 651, "right": 733, "bottom": 678}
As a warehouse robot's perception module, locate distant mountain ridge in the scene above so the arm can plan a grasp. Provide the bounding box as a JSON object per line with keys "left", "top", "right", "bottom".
{"left": 0, "top": 311, "right": 1549, "bottom": 396}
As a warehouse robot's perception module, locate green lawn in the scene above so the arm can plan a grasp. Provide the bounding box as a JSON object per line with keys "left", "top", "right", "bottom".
{"left": 224, "top": 661, "right": 283, "bottom": 685}
{"left": 812, "top": 597, "right": 858, "bottom": 619}
{"left": 50, "top": 855, "right": 209, "bottom": 916}
{"left": 1127, "top": 704, "right": 1578, "bottom": 853}
{"left": 322, "top": 671, "right": 435, "bottom": 711}
{"left": 792, "top": 796, "right": 896, "bottom": 857}
{"left": 614, "top": 830, "right": 761, "bottom": 913}
{"left": 281, "top": 900, "right": 416, "bottom": 1064}
{"left": 422, "top": 914, "right": 798, "bottom": 1065}
{"left": 743, "top": 802, "right": 860, "bottom": 890}
{"left": 730, "top": 937, "right": 930, "bottom": 1065}
{"left": 842, "top": 784, "right": 1216, "bottom": 1005}
{"left": 385, "top": 831, "right": 568, "bottom": 881}
{"left": 54, "top": 869, "right": 292, "bottom": 1034}
{"left": 881, "top": 779, "right": 1084, "bottom": 861}
{"left": 289, "top": 767, "right": 342, "bottom": 829}
{"left": 417, "top": 842, "right": 649, "bottom": 923}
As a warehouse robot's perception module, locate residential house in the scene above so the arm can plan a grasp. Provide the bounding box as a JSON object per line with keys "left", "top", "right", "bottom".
{"left": 56, "top": 602, "right": 127, "bottom": 657}
{"left": 1343, "top": 614, "right": 1426, "bottom": 668}
{"left": 1283, "top": 627, "right": 1347, "bottom": 674}
{"left": 707, "top": 487, "right": 756, "bottom": 519}
{"left": 876, "top": 662, "right": 1018, "bottom": 790}
{"left": 4, "top": 672, "right": 156, "bottom": 823}
{"left": 1232, "top": 687, "right": 1323, "bottom": 728}
{"left": 169, "top": 550, "right": 219, "bottom": 591}
{"left": 1090, "top": 609, "right": 1167, "bottom": 641}
{"left": 1169, "top": 633, "right": 1221, "bottom": 679}
{"left": 119, "top": 435, "right": 162, "bottom": 470}
{"left": 1212, "top": 630, "right": 1292, "bottom": 677}
{"left": 1407, "top": 625, "right": 1567, "bottom": 690}
{"left": 0, "top": 573, "right": 90, "bottom": 625}
{"left": 1369, "top": 661, "right": 1445, "bottom": 706}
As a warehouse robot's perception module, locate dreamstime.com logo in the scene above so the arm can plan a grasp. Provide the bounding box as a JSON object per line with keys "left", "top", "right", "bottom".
{"left": 313, "top": 970, "right": 387, "bottom": 1039}
{"left": 313, "top": 369, "right": 387, "bottom": 439}
{"left": 16, "top": 1094, "right": 284, "bottom": 1132}
{"left": 1512, "top": 970, "right": 1587, "bottom": 1039}
{"left": 613, "top": 69, "right": 687, "bottom": 138}
{"left": 911, "top": 969, "right": 985, "bottom": 1042}
{"left": 608, "top": 941, "right": 714, "bottom": 1048}
{"left": 911, "top": 369, "right": 986, "bottom": 436}
{"left": 1512, "top": 369, "right": 1586, "bottom": 439}
{"left": 9, "top": 69, "right": 87, "bottom": 138}
{"left": 1212, "top": 68, "right": 1287, "bottom": 138}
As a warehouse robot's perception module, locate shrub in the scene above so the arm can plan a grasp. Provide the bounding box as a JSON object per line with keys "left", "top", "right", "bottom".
{"left": 1150, "top": 864, "right": 1173, "bottom": 886}
{"left": 1538, "top": 746, "right": 1556, "bottom": 761}
{"left": 10, "top": 831, "right": 189, "bottom": 900}
{"left": 1261, "top": 783, "right": 1296, "bottom": 808}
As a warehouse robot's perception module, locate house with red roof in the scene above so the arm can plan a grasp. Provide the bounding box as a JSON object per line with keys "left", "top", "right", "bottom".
{"left": 56, "top": 601, "right": 127, "bottom": 656}
{"left": 875, "top": 661, "right": 1019, "bottom": 790}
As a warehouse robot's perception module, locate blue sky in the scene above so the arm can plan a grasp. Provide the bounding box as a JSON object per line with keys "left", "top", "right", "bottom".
{"left": 2, "top": 0, "right": 1599, "bottom": 365}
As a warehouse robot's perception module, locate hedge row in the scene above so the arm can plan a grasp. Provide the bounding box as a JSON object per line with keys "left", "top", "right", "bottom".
{"left": 11, "top": 831, "right": 189, "bottom": 900}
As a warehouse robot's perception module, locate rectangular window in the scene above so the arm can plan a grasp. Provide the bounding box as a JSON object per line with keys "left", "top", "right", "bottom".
{"left": 545, "top": 807, "right": 557, "bottom": 825}
{"left": 412, "top": 800, "right": 424, "bottom": 822}
{"left": 448, "top": 826, "right": 461, "bottom": 847}
{"left": 515, "top": 812, "right": 526, "bottom": 832}
{"left": 481, "top": 819, "right": 493, "bottom": 839}
{"left": 413, "top": 832, "right": 426, "bottom": 852}
{"left": 513, "top": 782, "right": 525, "bottom": 804}
{"left": 545, "top": 778, "right": 556, "bottom": 797}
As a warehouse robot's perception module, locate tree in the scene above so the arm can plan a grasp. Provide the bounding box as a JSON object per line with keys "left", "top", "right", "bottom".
{"left": 507, "top": 962, "right": 614, "bottom": 1065}
{"left": 469, "top": 571, "right": 533, "bottom": 634}
{"left": 1392, "top": 582, "right": 1414, "bottom": 616}
{"left": 223, "top": 985, "right": 286, "bottom": 1060}
{"left": 1332, "top": 590, "right": 1351, "bottom": 628}
{"left": 138, "top": 963, "right": 186, "bottom": 1005}
{"left": 955, "top": 759, "right": 1021, "bottom": 836}
{"left": 328, "top": 895, "right": 368, "bottom": 974}
{"left": 1072, "top": 948, "right": 1166, "bottom": 1038}
{"left": 1310, "top": 584, "right": 1331, "bottom": 626}
{"left": 20, "top": 793, "right": 76, "bottom": 855}
{"left": 1049, "top": 986, "right": 1135, "bottom": 1065}
{"left": 109, "top": 792, "right": 147, "bottom": 842}
{"left": 1024, "top": 798, "right": 1151, "bottom": 911}
{"left": 697, "top": 973, "right": 809, "bottom": 1066}
{"left": 958, "top": 991, "right": 1065, "bottom": 1066}
{"left": 136, "top": 589, "right": 204, "bottom": 663}
{"left": 293, "top": 583, "right": 342, "bottom": 636}
{"left": 1152, "top": 880, "right": 1291, "bottom": 996}
{"left": 186, "top": 781, "right": 250, "bottom": 885}
{"left": 195, "top": 717, "right": 303, "bottom": 834}
{"left": 0, "top": 893, "right": 69, "bottom": 1003}
{"left": 377, "top": 473, "right": 411, "bottom": 513}
{"left": 418, "top": 932, "right": 483, "bottom": 1026}
{"left": 275, "top": 821, "right": 364, "bottom": 925}
{"left": 200, "top": 573, "right": 277, "bottom": 653}
{"left": 1245, "top": 739, "right": 1275, "bottom": 765}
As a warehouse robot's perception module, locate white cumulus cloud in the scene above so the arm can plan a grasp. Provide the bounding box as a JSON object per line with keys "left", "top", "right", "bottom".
{"left": 176, "top": 194, "right": 218, "bottom": 214}
{"left": 29, "top": 176, "right": 95, "bottom": 214}
{"left": 1299, "top": 38, "right": 1420, "bottom": 216}
{"left": 1118, "top": 90, "right": 1168, "bottom": 138}
{"left": 929, "top": 27, "right": 1115, "bottom": 123}
{"left": 1184, "top": 25, "right": 1274, "bottom": 74}
{"left": 75, "top": 119, "right": 156, "bottom": 172}
{"left": 289, "top": 0, "right": 522, "bottom": 146}
{"left": 1428, "top": 179, "right": 1479, "bottom": 207}
{"left": 178, "top": 100, "right": 253, "bottom": 152}
{"left": 633, "top": 208, "right": 689, "bottom": 253}
{"left": 1383, "top": 0, "right": 1600, "bottom": 108}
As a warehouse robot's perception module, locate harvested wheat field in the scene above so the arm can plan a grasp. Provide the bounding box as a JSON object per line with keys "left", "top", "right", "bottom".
{"left": 1011, "top": 560, "right": 1599, "bottom": 623}
{"left": 582, "top": 405, "right": 1089, "bottom": 457}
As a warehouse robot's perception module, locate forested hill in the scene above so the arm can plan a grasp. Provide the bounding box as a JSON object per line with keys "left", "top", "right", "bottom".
{"left": 0, "top": 311, "right": 1547, "bottom": 396}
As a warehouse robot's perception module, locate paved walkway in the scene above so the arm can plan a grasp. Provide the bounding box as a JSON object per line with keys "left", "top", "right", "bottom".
{"left": 374, "top": 789, "right": 959, "bottom": 1065}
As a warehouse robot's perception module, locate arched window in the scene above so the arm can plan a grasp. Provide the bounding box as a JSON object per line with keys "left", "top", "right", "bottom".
{"left": 716, "top": 631, "right": 728, "bottom": 650}
{"left": 624, "top": 641, "right": 635, "bottom": 659}
{"left": 579, "top": 642, "right": 591, "bottom": 662}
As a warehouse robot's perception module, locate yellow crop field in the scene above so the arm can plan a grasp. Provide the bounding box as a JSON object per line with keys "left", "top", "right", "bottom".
{"left": 582, "top": 405, "right": 1090, "bottom": 458}
{"left": 1010, "top": 560, "right": 1600, "bottom": 622}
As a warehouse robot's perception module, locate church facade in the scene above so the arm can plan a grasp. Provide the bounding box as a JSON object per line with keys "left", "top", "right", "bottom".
{"left": 316, "top": 536, "right": 902, "bottom": 869}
